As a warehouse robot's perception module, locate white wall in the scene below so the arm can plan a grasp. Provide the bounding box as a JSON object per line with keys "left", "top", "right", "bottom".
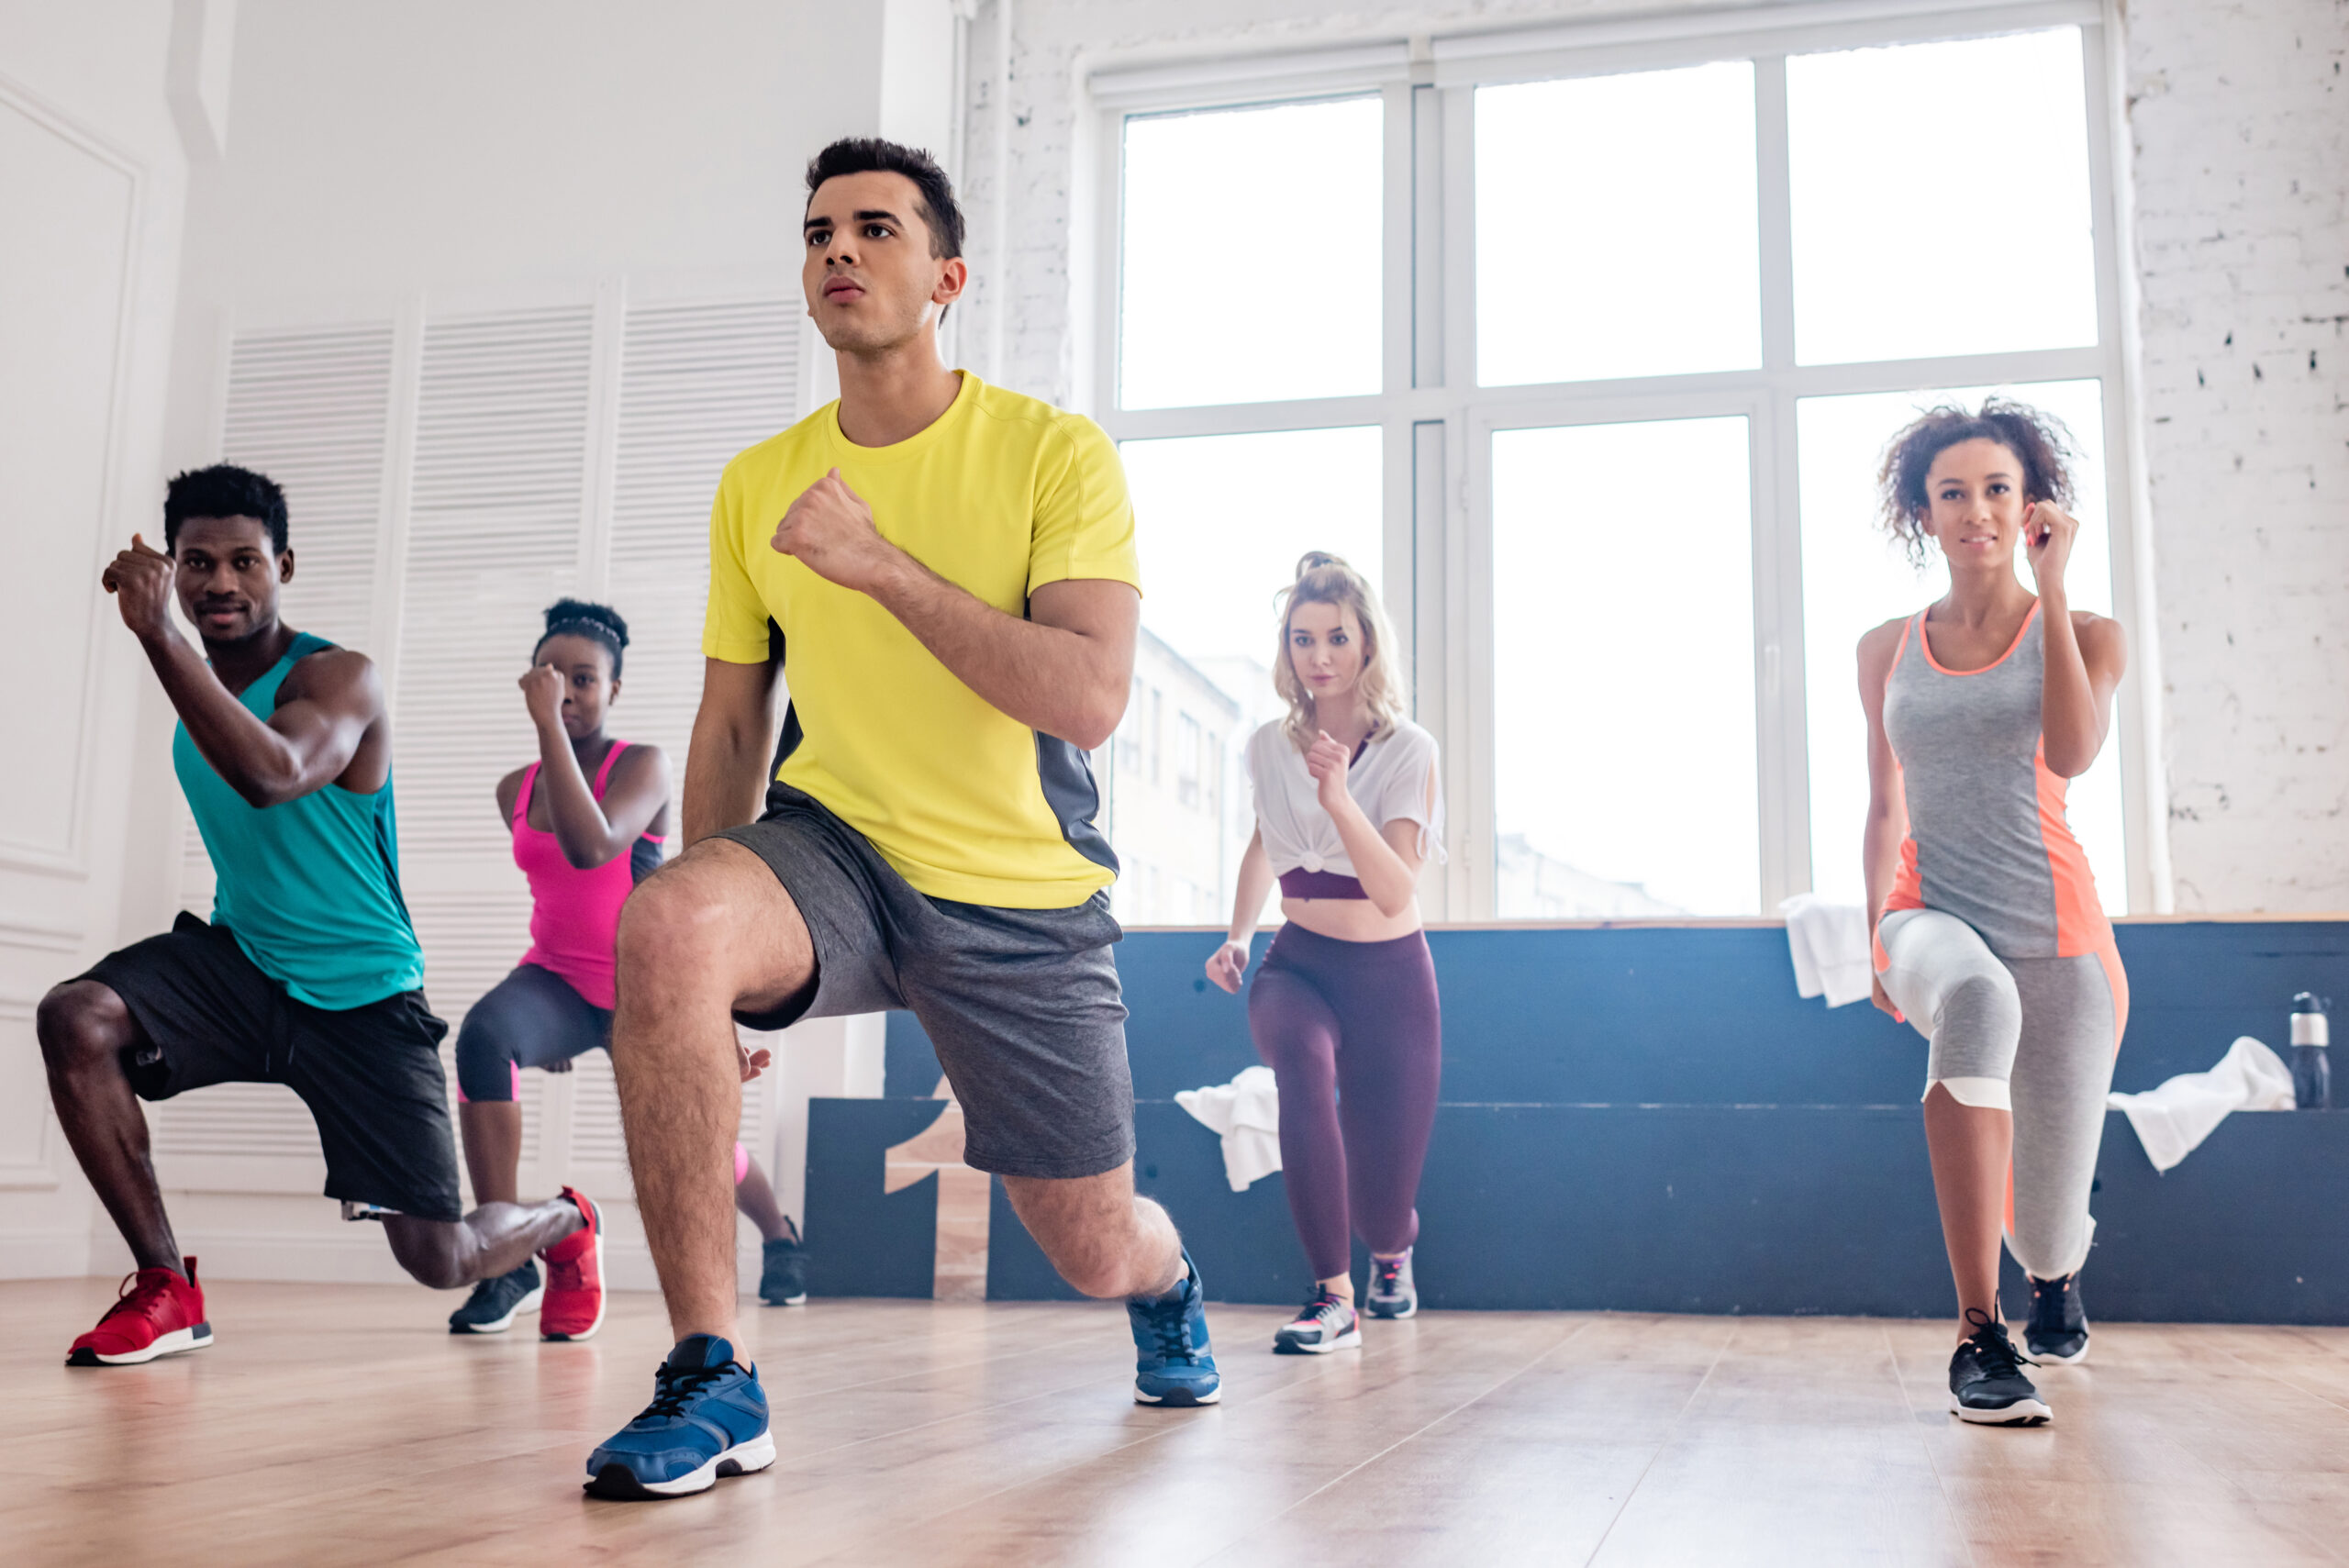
{"left": 0, "top": 0, "right": 958, "bottom": 1284}
{"left": 0, "top": 0, "right": 201, "bottom": 1276}
{"left": 2123, "top": 0, "right": 2349, "bottom": 911}
{"left": 963, "top": 0, "right": 2349, "bottom": 913}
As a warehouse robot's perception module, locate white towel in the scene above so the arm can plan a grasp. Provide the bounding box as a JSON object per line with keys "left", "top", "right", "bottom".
{"left": 2106, "top": 1036, "right": 2295, "bottom": 1173}
{"left": 1174, "top": 1064, "right": 1283, "bottom": 1193}
{"left": 1778, "top": 894, "right": 1874, "bottom": 1008}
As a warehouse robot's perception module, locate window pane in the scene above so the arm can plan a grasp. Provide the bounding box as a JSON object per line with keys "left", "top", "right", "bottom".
{"left": 1798, "top": 380, "right": 2125, "bottom": 912}
{"left": 1112, "top": 427, "right": 1385, "bottom": 923}
{"left": 1789, "top": 29, "right": 2098, "bottom": 364}
{"left": 1493, "top": 417, "right": 1757, "bottom": 915}
{"left": 1119, "top": 99, "right": 1384, "bottom": 409}
{"left": 1476, "top": 63, "right": 1761, "bottom": 386}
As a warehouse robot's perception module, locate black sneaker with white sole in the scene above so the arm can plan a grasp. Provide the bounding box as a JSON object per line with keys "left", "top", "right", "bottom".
{"left": 1273, "top": 1289, "right": 1361, "bottom": 1355}
{"left": 1949, "top": 1308, "right": 2051, "bottom": 1425}
{"left": 1365, "top": 1250, "right": 1417, "bottom": 1319}
{"left": 2024, "top": 1272, "right": 2088, "bottom": 1364}
{"left": 449, "top": 1260, "right": 542, "bottom": 1335}
{"left": 759, "top": 1220, "right": 808, "bottom": 1307}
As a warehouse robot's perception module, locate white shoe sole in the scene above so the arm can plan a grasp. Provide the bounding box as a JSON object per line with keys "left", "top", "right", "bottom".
{"left": 2027, "top": 1338, "right": 2089, "bottom": 1365}
{"left": 1133, "top": 1382, "right": 1222, "bottom": 1405}
{"left": 1952, "top": 1394, "right": 2052, "bottom": 1426}
{"left": 587, "top": 1429, "right": 776, "bottom": 1499}
{"left": 80, "top": 1323, "right": 213, "bottom": 1365}
{"left": 1273, "top": 1326, "right": 1363, "bottom": 1355}
{"left": 1365, "top": 1300, "right": 1417, "bottom": 1320}
{"left": 761, "top": 1292, "right": 808, "bottom": 1307}
{"left": 541, "top": 1229, "right": 605, "bottom": 1341}
{"left": 452, "top": 1284, "right": 544, "bottom": 1335}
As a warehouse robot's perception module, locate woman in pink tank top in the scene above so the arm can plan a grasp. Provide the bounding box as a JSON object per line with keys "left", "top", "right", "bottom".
{"left": 446, "top": 601, "right": 808, "bottom": 1333}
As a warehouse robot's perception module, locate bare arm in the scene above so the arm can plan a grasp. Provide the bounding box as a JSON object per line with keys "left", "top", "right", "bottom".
{"left": 867, "top": 569, "right": 1138, "bottom": 751}
{"left": 2025, "top": 501, "right": 2128, "bottom": 778}
{"left": 767, "top": 469, "right": 1137, "bottom": 749}
{"left": 682, "top": 656, "right": 782, "bottom": 846}
{"left": 102, "top": 534, "right": 380, "bottom": 806}
{"left": 1205, "top": 830, "right": 1275, "bottom": 994}
{"left": 153, "top": 639, "right": 377, "bottom": 808}
{"left": 1225, "top": 828, "right": 1275, "bottom": 945}
{"left": 1858, "top": 621, "right": 1908, "bottom": 1014}
{"left": 535, "top": 740, "right": 672, "bottom": 868}
{"left": 1309, "top": 735, "right": 1430, "bottom": 918}
{"left": 513, "top": 667, "right": 671, "bottom": 866}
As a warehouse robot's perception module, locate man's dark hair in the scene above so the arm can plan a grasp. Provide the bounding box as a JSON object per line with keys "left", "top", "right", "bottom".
{"left": 165, "top": 463, "right": 289, "bottom": 554}
{"left": 804, "top": 137, "right": 965, "bottom": 260}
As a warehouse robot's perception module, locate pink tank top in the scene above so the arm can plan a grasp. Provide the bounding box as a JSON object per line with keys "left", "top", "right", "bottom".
{"left": 513, "top": 742, "right": 662, "bottom": 1009}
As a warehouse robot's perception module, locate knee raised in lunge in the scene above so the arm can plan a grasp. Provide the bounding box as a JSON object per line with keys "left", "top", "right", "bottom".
{"left": 1927, "top": 968, "right": 2023, "bottom": 1109}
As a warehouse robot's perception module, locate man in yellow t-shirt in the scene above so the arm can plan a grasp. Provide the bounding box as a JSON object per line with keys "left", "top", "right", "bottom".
{"left": 584, "top": 139, "right": 1219, "bottom": 1500}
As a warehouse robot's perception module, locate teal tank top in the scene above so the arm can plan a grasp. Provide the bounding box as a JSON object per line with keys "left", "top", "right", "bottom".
{"left": 174, "top": 632, "right": 426, "bottom": 1009}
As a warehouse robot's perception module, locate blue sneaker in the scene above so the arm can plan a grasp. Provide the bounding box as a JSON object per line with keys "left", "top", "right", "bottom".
{"left": 584, "top": 1334, "right": 775, "bottom": 1499}
{"left": 1129, "top": 1251, "right": 1220, "bottom": 1407}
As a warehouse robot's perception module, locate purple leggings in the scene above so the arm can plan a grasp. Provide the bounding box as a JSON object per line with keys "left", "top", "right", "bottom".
{"left": 1247, "top": 923, "right": 1442, "bottom": 1280}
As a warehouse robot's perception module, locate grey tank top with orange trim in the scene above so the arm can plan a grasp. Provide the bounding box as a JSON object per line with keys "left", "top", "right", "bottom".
{"left": 1881, "top": 604, "right": 2110, "bottom": 959}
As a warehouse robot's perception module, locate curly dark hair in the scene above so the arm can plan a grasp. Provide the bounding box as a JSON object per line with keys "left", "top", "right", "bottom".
{"left": 165, "top": 463, "right": 288, "bottom": 554}
{"left": 536, "top": 598, "right": 629, "bottom": 678}
{"left": 1875, "top": 397, "right": 2078, "bottom": 569}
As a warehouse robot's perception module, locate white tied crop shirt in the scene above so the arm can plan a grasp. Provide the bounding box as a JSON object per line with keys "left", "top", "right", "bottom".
{"left": 1243, "top": 717, "right": 1445, "bottom": 880}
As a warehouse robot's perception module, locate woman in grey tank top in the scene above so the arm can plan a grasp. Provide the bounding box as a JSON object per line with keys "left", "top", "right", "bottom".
{"left": 1855, "top": 400, "right": 2129, "bottom": 1427}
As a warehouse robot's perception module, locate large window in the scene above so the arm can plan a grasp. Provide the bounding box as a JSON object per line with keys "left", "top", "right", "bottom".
{"left": 1096, "top": 3, "right": 2144, "bottom": 921}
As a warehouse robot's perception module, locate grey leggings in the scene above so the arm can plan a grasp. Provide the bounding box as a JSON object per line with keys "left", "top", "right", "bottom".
{"left": 1876, "top": 909, "right": 2129, "bottom": 1281}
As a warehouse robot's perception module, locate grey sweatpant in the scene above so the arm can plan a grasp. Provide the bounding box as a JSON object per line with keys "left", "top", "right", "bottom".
{"left": 1876, "top": 908, "right": 2127, "bottom": 1281}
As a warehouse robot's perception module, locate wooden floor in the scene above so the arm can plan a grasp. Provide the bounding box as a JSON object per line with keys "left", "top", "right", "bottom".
{"left": 9, "top": 1280, "right": 2349, "bottom": 1566}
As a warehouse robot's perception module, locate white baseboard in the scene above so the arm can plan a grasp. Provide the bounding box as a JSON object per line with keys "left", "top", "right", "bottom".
{"left": 76, "top": 1228, "right": 767, "bottom": 1295}
{"left": 0, "top": 1232, "right": 92, "bottom": 1278}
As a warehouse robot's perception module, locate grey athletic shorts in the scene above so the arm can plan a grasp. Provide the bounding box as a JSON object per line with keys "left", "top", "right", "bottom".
{"left": 714, "top": 784, "right": 1134, "bottom": 1180}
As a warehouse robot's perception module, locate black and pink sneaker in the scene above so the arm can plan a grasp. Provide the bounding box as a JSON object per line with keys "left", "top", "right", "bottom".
{"left": 1273, "top": 1288, "right": 1361, "bottom": 1355}
{"left": 1366, "top": 1250, "right": 1418, "bottom": 1319}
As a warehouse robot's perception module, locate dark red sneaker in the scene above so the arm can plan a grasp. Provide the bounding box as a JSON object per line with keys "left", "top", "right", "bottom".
{"left": 539, "top": 1187, "right": 604, "bottom": 1341}
{"left": 69, "top": 1257, "right": 213, "bottom": 1366}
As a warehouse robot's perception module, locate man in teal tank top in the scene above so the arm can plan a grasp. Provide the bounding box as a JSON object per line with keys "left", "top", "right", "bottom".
{"left": 37, "top": 465, "right": 599, "bottom": 1367}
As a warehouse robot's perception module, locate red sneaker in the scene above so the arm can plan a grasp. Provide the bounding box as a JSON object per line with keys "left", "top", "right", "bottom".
{"left": 539, "top": 1187, "right": 604, "bottom": 1341}
{"left": 69, "top": 1257, "right": 214, "bottom": 1366}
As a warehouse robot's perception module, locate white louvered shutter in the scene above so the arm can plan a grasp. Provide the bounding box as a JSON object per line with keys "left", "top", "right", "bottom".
{"left": 152, "top": 324, "right": 398, "bottom": 1182}
{"left": 559, "top": 296, "right": 803, "bottom": 1197}
{"left": 393, "top": 306, "right": 600, "bottom": 1196}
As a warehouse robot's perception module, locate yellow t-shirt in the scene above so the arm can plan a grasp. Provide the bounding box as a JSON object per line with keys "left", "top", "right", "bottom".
{"left": 702, "top": 373, "right": 1141, "bottom": 908}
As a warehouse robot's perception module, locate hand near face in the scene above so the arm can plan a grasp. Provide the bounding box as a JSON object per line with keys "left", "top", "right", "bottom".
{"left": 518, "top": 662, "right": 565, "bottom": 727}
{"left": 1204, "top": 940, "right": 1250, "bottom": 995}
{"left": 2023, "top": 501, "right": 2078, "bottom": 593}
{"left": 101, "top": 534, "right": 176, "bottom": 640}
{"left": 1305, "top": 730, "right": 1354, "bottom": 816}
{"left": 771, "top": 468, "right": 896, "bottom": 595}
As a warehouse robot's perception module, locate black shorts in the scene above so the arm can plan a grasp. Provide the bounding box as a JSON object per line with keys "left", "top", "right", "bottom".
{"left": 83, "top": 912, "right": 463, "bottom": 1222}
{"left": 714, "top": 784, "right": 1134, "bottom": 1181}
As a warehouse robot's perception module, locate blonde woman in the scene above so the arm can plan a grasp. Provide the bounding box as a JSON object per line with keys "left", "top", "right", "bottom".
{"left": 1206, "top": 552, "right": 1443, "bottom": 1354}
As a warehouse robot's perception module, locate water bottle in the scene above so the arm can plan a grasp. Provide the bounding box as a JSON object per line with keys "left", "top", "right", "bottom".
{"left": 2290, "top": 993, "right": 2332, "bottom": 1110}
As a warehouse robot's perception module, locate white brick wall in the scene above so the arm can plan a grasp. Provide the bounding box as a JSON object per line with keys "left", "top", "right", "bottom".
{"left": 2126, "top": 0, "right": 2349, "bottom": 910}
{"left": 963, "top": 0, "right": 2349, "bottom": 911}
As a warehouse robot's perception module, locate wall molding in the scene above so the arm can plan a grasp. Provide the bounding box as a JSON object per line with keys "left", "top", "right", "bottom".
{"left": 0, "top": 67, "right": 150, "bottom": 883}
{"left": 0, "top": 918, "right": 83, "bottom": 955}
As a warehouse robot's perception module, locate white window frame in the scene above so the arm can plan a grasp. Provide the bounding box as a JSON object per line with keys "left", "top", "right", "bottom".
{"left": 1085, "top": 0, "right": 2164, "bottom": 921}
